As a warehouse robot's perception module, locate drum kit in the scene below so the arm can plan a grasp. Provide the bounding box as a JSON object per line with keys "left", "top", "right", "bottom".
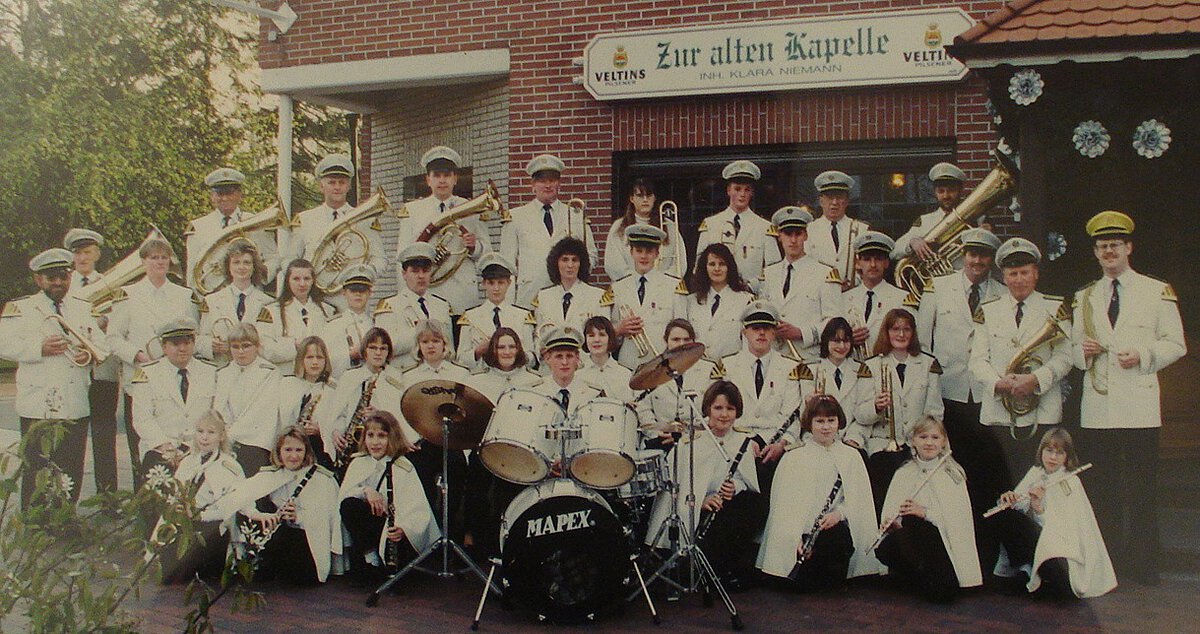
{"left": 365, "top": 342, "right": 744, "bottom": 631}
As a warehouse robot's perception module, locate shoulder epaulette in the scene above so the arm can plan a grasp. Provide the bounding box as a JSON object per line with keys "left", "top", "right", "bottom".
{"left": 786, "top": 440, "right": 806, "bottom": 451}
{"left": 369, "top": 217, "right": 382, "bottom": 232}
{"left": 698, "top": 219, "right": 708, "bottom": 232}
{"left": 903, "top": 291, "right": 920, "bottom": 308}
{"left": 1162, "top": 283, "right": 1178, "bottom": 303}
{"left": 326, "top": 312, "right": 345, "bottom": 323}
{"left": 675, "top": 278, "right": 689, "bottom": 295}
{"left": 709, "top": 358, "right": 727, "bottom": 380}
{"left": 393, "top": 457, "right": 414, "bottom": 472}
{"left": 256, "top": 306, "right": 273, "bottom": 324}
{"left": 911, "top": 216, "right": 923, "bottom": 228}
{"left": 260, "top": 465, "right": 281, "bottom": 473}
{"left": 766, "top": 223, "right": 779, "bottom": 237}
{"left": 373, "top": 298, "right": 392, "bottom": 315}
{"left": 110, "top": 287, "right": 129, "bottom": 304}
{"left": 789, "top": 363, "right": 813, "bottom": 381}
{"left": 824, "top": 267, "right": 842, "bottom": 284}
{"left": 430, "top": 293, "right": 448, "bottom": 304}
{"left": 394, "top": 202, "right": 410, "bottom": 219}
{"left": 856, "top": 361, "right": 873, "bottom": 379}
{"left": 980, "top": 296, "right": 1000, "bottom": 306}
{"left": 0, "top": 299, "right": 22, "bottom": 318}
{"left": 523, "top": 310, "right": 537, "bottom": 325}
{"left": 530, "top": 294, "right": 540, "bottom": 308}
{"left": 972, "top": 306, "right": 985, "bottom": 324}
{"left": 196, "top": 358, "right": 219, "bottom": 368}
{"left": 195, "top": 297, "right": 208, "bottom": 313}
{"left": 732, "top": 425, "right": 751, "bottom": 434}
{"left": 221, "top": 457, "right": 242, "bottom": 476}
{"left": 130, "top": 366, "right": 150, "bottom": 384}
{"left": 456, "top": 314, "right": 471, "bottom": 326}
{"left": 1042, "top": 294, "right": 1063, "bottom": 303}
{"left": 184, "top": 221, "right": 197, "bottom": 236}
{"left": 1055, "top": 296, "right": 1073, "bottom": 321}
{"left": 599, "top": 288, "right": 615, "bottom": 307}
{"left": 384, "top": 371, "right": 405, "bottom": 391}
{"left": 924, "top": 353, "right": 943, "bottom": 374}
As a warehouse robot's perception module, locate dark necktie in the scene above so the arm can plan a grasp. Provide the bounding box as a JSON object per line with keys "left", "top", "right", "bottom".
{"left": 782, "top": 264, "right": 793, "bottom": 297}
{"left": 543, "top": 204, "right": 554, "bottom": 235}
{"left": 493, "top": 306, "right": 502, "bottom": 329}
{"left": 562, "top": 292, "right": 572, "bottom": 319}
{"left": 733, "top": 214, "right": 741, "bottom": 238}
{"left": 831, "top": 220, "right": 840, "bottom": 252}
{"left": 864, "top": 289, "right": 875, "bottom": 322}
{"left": 638, "top": 276, "right": 647, "bottom": 305}
{"left": 301, "top": 307, "right": 309, "bottom": 326}
{"left": 835, "top": 367, "right": 843, "bottom": 390}
{"left": 331, "top": 208, "right": 339, "bottom": 221}
{"left": 52, "top": 300, "right": 62, "bottom": 315}
{"left": 711, "top": 293, "right": 721, "bottom": 316}
{"left": 178, "top": 368, "right": 190, "bottom": 401}
{"left": 896, "top": 363, "right": 907, "bottom": 387}
{"left": 968, "top": 283, "right": 981, "bottom": 314}
{"left": 236, "top": 292, "right": 246, "bottom": 321}
{"left": 221, "top": 216, "right": 230, "bottom": 229}
{"left": 558, "top": 388, "right": 570, "bottom": 412}
{"left": 80, "top": 276, "right": 89, "bottom": 287}
{"left": 1015, "top": 301, "right": 1024, "bottom": 328}
{"left": 1108, "top": 279, "right": 1120, "bottom": 327}
{"left": 439, "top": 201, "right": 446, "bottom": 214}
{"left": 754, "top": 359, "right": 764, "bottom": 397}
{"left": 418, "top": 297, "right": 430, "bottom": 318}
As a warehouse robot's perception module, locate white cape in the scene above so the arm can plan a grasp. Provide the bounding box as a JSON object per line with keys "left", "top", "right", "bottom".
{"left": 880, "top": 457, "right": 982, "bottom": 587}
{"left": 339, "top": 454, "right": 442, "bottom": 558}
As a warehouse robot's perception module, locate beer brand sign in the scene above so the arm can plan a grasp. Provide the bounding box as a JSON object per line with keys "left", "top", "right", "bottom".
{"left": 582, "top": 8, "right": 973, "bottom": 101}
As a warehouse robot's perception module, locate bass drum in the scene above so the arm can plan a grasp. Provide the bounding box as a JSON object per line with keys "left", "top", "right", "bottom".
{"left": 500, "top": 479, "right": 630, "bottom": 624}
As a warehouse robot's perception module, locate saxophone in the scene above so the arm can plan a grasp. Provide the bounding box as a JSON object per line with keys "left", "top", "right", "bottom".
{"left": 337, "top": 375, "right": 378, "bottom": 469}
{"left": 296, "top": 391, "right": 322, "bottom": 434}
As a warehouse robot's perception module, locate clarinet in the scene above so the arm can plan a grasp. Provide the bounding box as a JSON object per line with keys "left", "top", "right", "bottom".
{"left": 796, "top": 474, "right": 843, "bottom": 566}
{"left": 242, "top": 465, "right": 319, "bottom": 560}
{"left": 382, "top": 457, "right": 399, "bottom": 568}
{"left": 694, "top": 436, "right": 753, "bottom": 543}
{"left": 336, "top": 375, "right": 378, "bottom": 469}
{"left": 765, "top": 403, "right": 805, "bottom": 448}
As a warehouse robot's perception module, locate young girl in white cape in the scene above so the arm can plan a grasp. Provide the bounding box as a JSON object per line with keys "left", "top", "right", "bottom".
{"left": 989, "top": 428, "right": 1116, "bottom": 598}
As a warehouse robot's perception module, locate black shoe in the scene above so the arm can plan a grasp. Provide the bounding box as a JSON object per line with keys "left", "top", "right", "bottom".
{"left": 1003, "top": 572, "right": 1030, "bottom": 597}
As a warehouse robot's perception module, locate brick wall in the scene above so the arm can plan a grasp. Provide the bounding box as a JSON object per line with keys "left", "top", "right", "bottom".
{"left": 265, "top": 0, "right": 1010, "bottom": 284}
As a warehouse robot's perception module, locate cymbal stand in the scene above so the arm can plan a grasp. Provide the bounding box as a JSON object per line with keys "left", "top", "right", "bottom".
{"left": 367, "top": 404, "right": 498, "bottom": 607}
{"left": 630, "top": 372, "right": 743, "bottom": 630}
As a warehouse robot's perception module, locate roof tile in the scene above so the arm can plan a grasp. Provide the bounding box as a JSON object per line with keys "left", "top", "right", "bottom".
{"left": 1065, "top": 23, "right": 1099, "bottom": 38}
{"left": 1175, "top": 5, "right": 1200, "bottom": 20}
{"left": 957, "top": 0, "right": 1200, "bottom": 46}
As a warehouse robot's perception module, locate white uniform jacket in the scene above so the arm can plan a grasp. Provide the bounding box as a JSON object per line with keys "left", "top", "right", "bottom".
{"left": 468, "top": 366, "right": 542, "bottom": 405}
{"left": 842, "top": 281, "right": 912, "bottom": 355}
{"left": 532, "top": 378, "right": 603, "bottom": 418}
{"left": 0, "top": 293, "right": 98, "bottom": 419}
{"left": 456, "top": 301, "right": 536, "bottom": 371}
{"left": 852, "top": 353, "right": 944, "bottom": 454}
{"left": 256, "top": 298, "right": 338, "bottom": 368}
{"left": 374, "top": 290, "right": 452, "bottom": 361}
{"left": 197, "top": 285, "right": 273, "bottom": 360}
{"left": 533, "top": 282, "right": 606, "bottom": 336}
{"left": 69, "top": 269, "right": 120, "bottom": 382}
{"left": 576, "top": 354, "right": 634, "bottom": 404}
{"left": 685, "top": 288, "right": 754, "bottom": 360}
{"left": 970, "top": 291, "right": 1073, "bottom": 428}
{"left": 607, "top": 271, "right": 687, "bottom": 370}
{"left": 106, "top": 278, "right": 199, "bottom": 380}
{"left": 633, "top": 357, "right": 720, "bottom": 439}
{"left": 339, "top": 455, "right": 441, "bottom": 557}
{"left": 646, "top": 429, "right": 758, "bottom": 547}
{"left": 128, "top": 358, "right": 217, "bottom": 458}
{"left": 881, "top": 456, "right": 981, "bottom": 587}
{"left": 806, "top": 215, "right": 870, "bottom": 277}
{"left": 890, "top": 208, "right": 948, "bottom": 260}
{"left": 760, "top": 254, "right": 845, "bottom": 360}
{"left": 797, "top": 358, "right": 873, "bottom": 435}
{"left": 175, "top": 450, "right": 245, "bottom": 532}
{"left": 500, "top": 198, "right": 599, "bottom": 308}
{"left": 215, "top": 358, "right": 281, "bottom": 451}
{"left": 320, "top": 310, "right": 375, "bottom": 378}
{"left": 184, "top": 208, "right": 282, "bottom": 287}
{"left": 1070, "top": 270, "right": 1185, "bottom": 429}
{"left": 395, "top": 194, "right": 490, "bottom": 314}
{"left": 758, "top": 440, "right": 881, "bottom": 578}
{"left": 604, "top": 217, "right": 686, "bottom": 282}
{"left": 289, "top": 202, "right": 388, "bottom": 279}
{"left": 719, "top": 349, "right": 803, "bottom": 444}
{"left": 917, "top": 271, "right": 1003, "bottom": 402}
{"left": 277, "top": 375, "right": 336, "bottom": 433}
{"left": 694, "top": 207, "right": 780, "bottom": 293}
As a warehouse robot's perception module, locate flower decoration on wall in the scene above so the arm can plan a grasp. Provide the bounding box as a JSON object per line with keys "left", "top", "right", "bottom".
{"left": 1132, "top": 119, "right": 1171, "bottom": 159}
{"left": 1072, "top": 121, "right": 1109, "bottom": 158}
{"left": 1008, "top": 69, "right": 1043, "bottom": 106}
{"left": 1046, "top": 232, "right": 1067, "bottom": 261}
{"left": 985, "top": 99, "right": 1002, "bottom": 126}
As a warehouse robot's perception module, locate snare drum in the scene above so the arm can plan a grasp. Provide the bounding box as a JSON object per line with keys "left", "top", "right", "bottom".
{"left": 479, "top": 388, "right": 563, "bottom": 485}
{"left": 500, "top": 479, "right": 630, "bottom": 624}
{"left": 565, "top": 398, "right": 639, "bottom": 489}
{"left": 616, "top": 449, "right": 668, "bottom": 499}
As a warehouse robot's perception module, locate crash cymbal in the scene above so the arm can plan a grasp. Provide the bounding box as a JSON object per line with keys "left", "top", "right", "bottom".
{"left": 628, "top": 342, "right": 707, "bottom": 391}
{"left": 400, "top": 379, "right": 494, "bottom": 450}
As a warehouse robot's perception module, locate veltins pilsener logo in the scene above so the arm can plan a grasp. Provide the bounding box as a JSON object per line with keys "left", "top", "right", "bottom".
{"left": 924, "top": 23, "right": 942, "bottom": 49}
{"left": 613, "top": 46, "right": 629, "bottom": 68}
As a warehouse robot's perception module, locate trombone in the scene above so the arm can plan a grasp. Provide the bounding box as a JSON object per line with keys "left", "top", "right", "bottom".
{"left": 43, "top": 314, "right": 109, "bottom": 367}
{"left": 657, "top": 200, "right": 686, "bottom": 279}
{"left": 565, "top": 198, "right": 586, "bottom": 239}
{"left": 842, "top": 221, "right": 861, "bottom": 290}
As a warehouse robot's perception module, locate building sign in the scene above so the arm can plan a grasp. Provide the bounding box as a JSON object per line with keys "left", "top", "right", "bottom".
{"left": 582, "top": 8, "right": 973, "bottom": 101}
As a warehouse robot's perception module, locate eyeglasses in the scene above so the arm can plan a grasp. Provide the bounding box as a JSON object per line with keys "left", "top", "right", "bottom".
{"left": 888, "top": 326, "right": 914, "bottom": 334}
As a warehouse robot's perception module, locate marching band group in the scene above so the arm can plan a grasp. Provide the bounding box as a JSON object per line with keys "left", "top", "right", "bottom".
{"left": 1, "top": 145, "right": 1185, "bottom": 610}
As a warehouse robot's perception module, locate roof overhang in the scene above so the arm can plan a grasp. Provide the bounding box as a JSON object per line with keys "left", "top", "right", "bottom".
{"left": 947, "top": 33, "right": 1200, "bottom": 69}
{"left": 261, "top": 48, "right": 510, "bottom": 112}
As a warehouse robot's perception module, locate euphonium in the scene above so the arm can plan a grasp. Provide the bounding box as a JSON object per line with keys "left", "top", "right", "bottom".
{"left": 894, "top": 150, "right": 1019, "bottom": 300}
{"left": 416, "top": 180, "right": 502, "bottom": 286}
{"left": 43, "top": 314, "right": 110, "bottom": 367}
{"left": 657, "top": 200, "right": 686, "bottom": 279}
{"left": 191, "top": 200, "right": 290, "bottom": 295}
{"left": 72, "top": 226, "right": 182, "bottom": 317}
{"left": 311, "top": 188, "right": 391, "bottom": 294}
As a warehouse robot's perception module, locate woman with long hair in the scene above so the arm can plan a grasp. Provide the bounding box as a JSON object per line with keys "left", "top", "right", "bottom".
{"left": 279, "top": 336, "right": 337, "bottom": 470}
{"left": 685, "top": 243, "right": 753, "bottom": 359}
{"left": 533, "top": 237, "right": 606, "bottom": 336}
{"left": 604, "top": 178, "right": 685, "bottom": 280}
{"left": 260, "top": 259, "right": 338, "bottom": 369}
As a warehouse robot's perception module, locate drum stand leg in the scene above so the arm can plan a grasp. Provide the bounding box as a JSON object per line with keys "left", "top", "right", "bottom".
{"left": 367, "top": 414, "right": 500, "bottom": 608}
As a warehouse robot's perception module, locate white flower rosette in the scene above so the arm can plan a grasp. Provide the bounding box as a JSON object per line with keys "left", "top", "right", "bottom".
{"left": 1072, "top": 121, "right": 1109, "bottom": 158}
{"left": 1009, "top": 69, "right": 1044, "bottom": 106}
{"left": 1133, "top": 119, "right": 1171, "bottom": 159}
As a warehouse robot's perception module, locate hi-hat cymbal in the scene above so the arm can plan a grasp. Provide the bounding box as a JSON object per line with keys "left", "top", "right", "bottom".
{"left": 629, "top": 341, "right": 707, "bottom": 391}
{"left": 400, "top": 379, "right": 493, "bottom": 450}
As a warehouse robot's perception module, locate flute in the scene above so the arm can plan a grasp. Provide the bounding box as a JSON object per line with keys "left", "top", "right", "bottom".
{"left": 870, "top": 451, "right": 952, "bottom": 551}
{"left": 982, "top": 463, "right": 1093, "bottom": 518}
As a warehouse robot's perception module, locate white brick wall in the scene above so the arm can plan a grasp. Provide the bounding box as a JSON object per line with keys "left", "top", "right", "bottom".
{"left": 368, "top": 78, "right": 510, "bottom": 301}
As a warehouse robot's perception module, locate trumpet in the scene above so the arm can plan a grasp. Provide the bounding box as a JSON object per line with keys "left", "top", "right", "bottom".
{"left": 879, "top": 361, "right": 900, "bottom": 452}
{"left": 43, "top": 314, "right": 109, "bottom": 367}
{"left": 657, "top": 200, "right": 686, "bottom": 279}
{"left": 619, "top": 304, "right": 659, "bottom": 359}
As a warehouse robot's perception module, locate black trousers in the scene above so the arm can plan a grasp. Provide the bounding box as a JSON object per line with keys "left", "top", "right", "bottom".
{"left": 234, "top": 444, "right": 272, "bottom": 478}
{"left": 87, "top": 379, "right": 119, "bottom": 493}
{"left": 782, "top": 521, "right": 854, "bottom": 593}
{"left": 876, "top": 516, "right": 960, "bottom": 602}
{"left": 697, "top": 491, "right": 767, "bottom": 577}
{"left": 340, "top": 497, "right": 419, "bottom": 571}
{"left": 987, "top": 508, "right": 1072, "bottom": 597}
{"left": 123, "top": 393, "right": 142, "bottom": 487}
{"left": 463, "top": 451, "right": 525, "bottom": 559}
{"left": 407, "top": 440, "right": 468, "bottom": 543}
{"left": 1077, "top": 427, "right": 1159, "bottom": 582}
{"left": 258, "top": 525, "right": 320, "bottom": 586}
{"left": 20, "top": 417, "right": 88, "bottom": 510}
{"left": 867, "top": 447, "right": 910, "bottom": 517}
{"left": 161, "top": 520, "right": 229, "bottom": 584}
{"left": 943, "top": 398, "right": 1007, "bottom": 573}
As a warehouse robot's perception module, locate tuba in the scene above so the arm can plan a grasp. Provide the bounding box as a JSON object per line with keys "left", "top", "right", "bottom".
{"left": 72, "top": 226, "right": 182, "bottom": 317}
{"left": 190, "top": 200, "right": 290, "bottom": 295}
{"left": 415, "top": 180, "right": 502, "bottom": 285}
{"left": 894, "top": 150, "right": 1019, "bottom": 301}
{"left": 310, "top": 188, "right": 391, "bottom": 294}
{"left": 1001, "top": 300, "right": 1071, "bottom": 439}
